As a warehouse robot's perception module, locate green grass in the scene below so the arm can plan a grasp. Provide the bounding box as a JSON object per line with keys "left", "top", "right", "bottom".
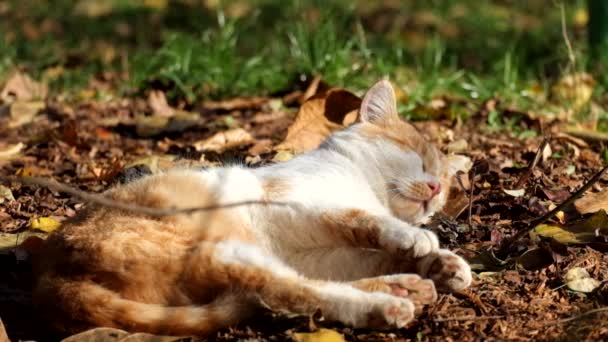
{"left": 0, "top": 0, "right": 595, "bottom": 120}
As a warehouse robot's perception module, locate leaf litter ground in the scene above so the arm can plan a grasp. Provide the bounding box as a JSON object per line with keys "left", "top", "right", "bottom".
{"left": 1, "top": 78, "right": 608, "bottom": 341}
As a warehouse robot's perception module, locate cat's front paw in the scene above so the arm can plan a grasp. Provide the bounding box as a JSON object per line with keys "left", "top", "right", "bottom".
{"left": 380, "top": 224, "right": 439, "bottom": 258}
{"left": 416, "top": 249, "right": 472, "bottom": 292}
{"left": 353, "top": 274, "right": 437, "bottom": 312}
{"left": 364, "top": 294, "right": 415, "bottom": 329}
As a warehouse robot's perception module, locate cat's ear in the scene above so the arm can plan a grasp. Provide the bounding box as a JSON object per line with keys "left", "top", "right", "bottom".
{"left": 359, "top": 79, "right": 398, "bottom": 123}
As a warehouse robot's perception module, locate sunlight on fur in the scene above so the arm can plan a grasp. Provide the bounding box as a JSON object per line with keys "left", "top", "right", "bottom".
{"left": 33, "top": 79, "right": 472, "bottom": 336}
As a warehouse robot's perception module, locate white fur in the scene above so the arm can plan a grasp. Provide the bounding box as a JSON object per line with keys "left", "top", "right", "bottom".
{"left": 214, "top": 240, "right": 298, "bottom": 279}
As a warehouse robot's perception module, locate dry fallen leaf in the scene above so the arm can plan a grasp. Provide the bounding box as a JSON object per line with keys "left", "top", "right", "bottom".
{"left": 564, "top": 267, "right": 601, "bottom": 293}
{"left": 148, "top": 90, "right": 174, "bottom": 118}
{"left": 0, "top": 317, "right": 9, "bottom": 342}
{"left": 0, "top": 142, "right": 25, "bottom": 160}
{"left": 275, "top": 88, "right": 361, "bottom": 154}
{"left": 194, "top": 128, "right": 254, "bottom": 153}
{"left": 293, "top": 329, "right": 346, "bottom": 342}
{"left": 574, "top": 189, "right": 608, "bottom": 214}
{"left": 135, "top": 110, "right": 199, "bottom": 137}
{"left": 61, "top": 327, "right": 185, "bottom": 342}
{"left": 0, "top": 71, "right": 48, "bottom": 102}
{"left": 551, "top": 73, "right": 594, "bottom": 111}
{"left": 533, "top": 210, "right": 608, "bottom": 244}
{"left": 127, "top": 155, "right": 177, "bottom": 174}
{"left": 202, "top": 96, "right": 269, "bottom": 111}
{"left": 30, "top": 217, "right": 62, "bottom": 233}
{"left": 0, "top": 185, "right": 14, "bottom": 204}
{"left": 503, "top": 189, "right": 525, "bottom": 197}
{"left": 8, "top": 100, "right": 46, "bottom": 127}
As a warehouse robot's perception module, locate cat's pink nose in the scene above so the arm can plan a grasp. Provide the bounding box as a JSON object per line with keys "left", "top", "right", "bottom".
{"left": 427, "top": 182, "right": 441, "bottom": 197}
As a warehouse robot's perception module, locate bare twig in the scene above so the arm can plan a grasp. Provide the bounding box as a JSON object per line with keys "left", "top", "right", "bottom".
{"left": 559, "top": 2, "right": 576, "bottom": 67}
{"left": 499, "top": 164, "right": 608, "bottom": 254}
{"left": 545, "top": 307, "right": 608, "bottom": 325}
{"left": 0, "top": 176, "right": 291, "bottom": 217}
{"left": 467, "top": 169, "right": 475, "bottom": 228}
{"left": 433, "top": 315, "right": 505, "bottom": 322}
{"left": 513, "top": 137, "right": 550, "bottom": 189}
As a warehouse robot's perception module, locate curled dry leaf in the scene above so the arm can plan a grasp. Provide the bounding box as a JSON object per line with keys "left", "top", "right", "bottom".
{"left": 275, "top": 88, "right": 361, "bottom": 154}
{"left": 293, "top": 329, "right": 346, "bottom": 342}
{"left": 148, "top": 90, "right": 174, "bottom": 118}
{"left": 194, "top": 128, "right": 254, "bottom": 153}
{"left": 503, "top": 189, "right": 525, "bottom": 197}
{"left": 0, "top": 71, "right": 48, "bottom": 102}
{"left": 0, "top": 142, "right": 25, "bottom": 160}
{"left": 563, "top": 267, "right": 601, "bottom": 293}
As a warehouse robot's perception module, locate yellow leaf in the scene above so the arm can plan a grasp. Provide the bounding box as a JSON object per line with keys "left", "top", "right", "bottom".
{"left": 564, "top": 267, "right": 600, "bottom": 293}
{"left": 0, "top": 185, "right": 14, "bottom": 204}
{"left": 533, "top": 224, "right": 580, "bottom": 244}
{"left": 293, "top": 329, "right": 346, "bottom": 342}
{"left": 30, "top": 217, "right": 61, "bottom": 233}
{"left": 551, "top": 73, "right": 595, "bottom": 111}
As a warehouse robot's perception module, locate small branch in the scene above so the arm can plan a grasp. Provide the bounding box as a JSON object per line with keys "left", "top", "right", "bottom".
{"left": 513, "top": 137, "right": 549, "bottom": 189}
{"left": 433, "top": 315, "right": 504, "bottom": 322}
{"left": 559, "top": 2, "right": 576, "bottom": 67}
{"left": 467, "top": 169, "right": 476, "bottom": 228}
{"left": 0, "top": 176, "right": 291, "bottom": 217}
{"left": 499, "top": 164, "right": 608, "bottom": 254}
{"left": 545, "top": 307, "right": 608, "bottom": 325}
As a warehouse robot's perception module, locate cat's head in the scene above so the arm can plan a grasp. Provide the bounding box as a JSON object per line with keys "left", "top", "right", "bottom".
{"left": 354, "top": 79, "right": 466, "bottom": 223}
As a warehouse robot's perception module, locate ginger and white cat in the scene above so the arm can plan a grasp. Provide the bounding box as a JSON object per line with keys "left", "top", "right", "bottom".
{"left": 33, "top": 80, "right": 472, "bottom": 336}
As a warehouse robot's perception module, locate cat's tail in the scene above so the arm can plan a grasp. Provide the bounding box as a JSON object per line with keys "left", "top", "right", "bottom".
{"left": 34, "top": 276, "right": 252, "bottom": 336}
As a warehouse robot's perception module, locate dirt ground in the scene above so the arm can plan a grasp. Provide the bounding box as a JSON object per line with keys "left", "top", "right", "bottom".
{"left": 1, "top": 80, "right": 608, "bottom": 341}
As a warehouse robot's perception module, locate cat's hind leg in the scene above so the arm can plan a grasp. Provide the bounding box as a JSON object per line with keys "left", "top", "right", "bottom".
{"left": 186, "top": 240, "right": 418, "bottom": 329}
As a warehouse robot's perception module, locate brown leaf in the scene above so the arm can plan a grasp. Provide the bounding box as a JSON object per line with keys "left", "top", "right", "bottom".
{"left": 61, "top": 327, "right": 186, "bottom": 342}
{"left": 135, "top": 110, "right": 200, "bottom": 137}
{"left": 275, "top": 89, "right": 361, "bottom": 154}
{"left": 0, "top": 71, "right": 48, "bottom": 102}
{"left": 194, "top": 128, "right": 254, "bottom": 153}
{"left": 0, "top": 142, "right": 25, "bottom": 160}
{"left": 202, "top": 96, "right": 269, "bottom": 111}
{"left": 575, "top": 189, "right": 608, "bottom": 214}
{"left": 7, "top": 100, "right": 45, "bottom": 127}
{"left": 148, "top": 90, "right": 174, "bottom": 118}
{"left": 0, "top": 317, "right": 9, "bottom": 342}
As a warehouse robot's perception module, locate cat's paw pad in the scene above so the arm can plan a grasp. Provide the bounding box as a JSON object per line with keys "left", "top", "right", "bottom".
{"left": 417, "top": 249, "right": 472, "bottom": 292}
{"left": 366, "top": 295, "right": 415, "bottom": 329}
{"left": 382, "top": 274, "right": 437, "bottom": 309}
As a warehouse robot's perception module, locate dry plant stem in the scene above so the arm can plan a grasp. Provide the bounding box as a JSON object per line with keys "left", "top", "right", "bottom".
{"left": 0, "top": 176, "right": 291, "bottom": 217}
{"left": 545, "top": 307, "right": 608, "bottom": 325}
{"left": 513, "top": 137, "right": 549, "bottom": 189}
{"left": 499, "top": 164, "right": 608, "bottom": 254}
{"left": 433, "top": 315, "right": 504, "bottom": 323}
{"left": 467, "top": 170, "right": 475, "bottom": 228}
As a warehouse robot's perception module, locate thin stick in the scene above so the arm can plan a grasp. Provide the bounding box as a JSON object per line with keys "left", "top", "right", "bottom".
{"left": 499, "top": 164, "right": 608, "bottom": 253}
{"left": 559, "top": 2, "right": 576, "bottom": 67}
{"left": 433, "top": 315, "right": 505, "bottom": 322}
{"left": 545, "top": 307, "right": 608, "bottom": 325}
{"left": 513, "top": 137, "right": 549, "bottom": 189}
{"left": 0, "top": 176, "right": 291, "bottom": 217}
{"left": 467, "top": 169, "right": 475, "bottom": 228}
